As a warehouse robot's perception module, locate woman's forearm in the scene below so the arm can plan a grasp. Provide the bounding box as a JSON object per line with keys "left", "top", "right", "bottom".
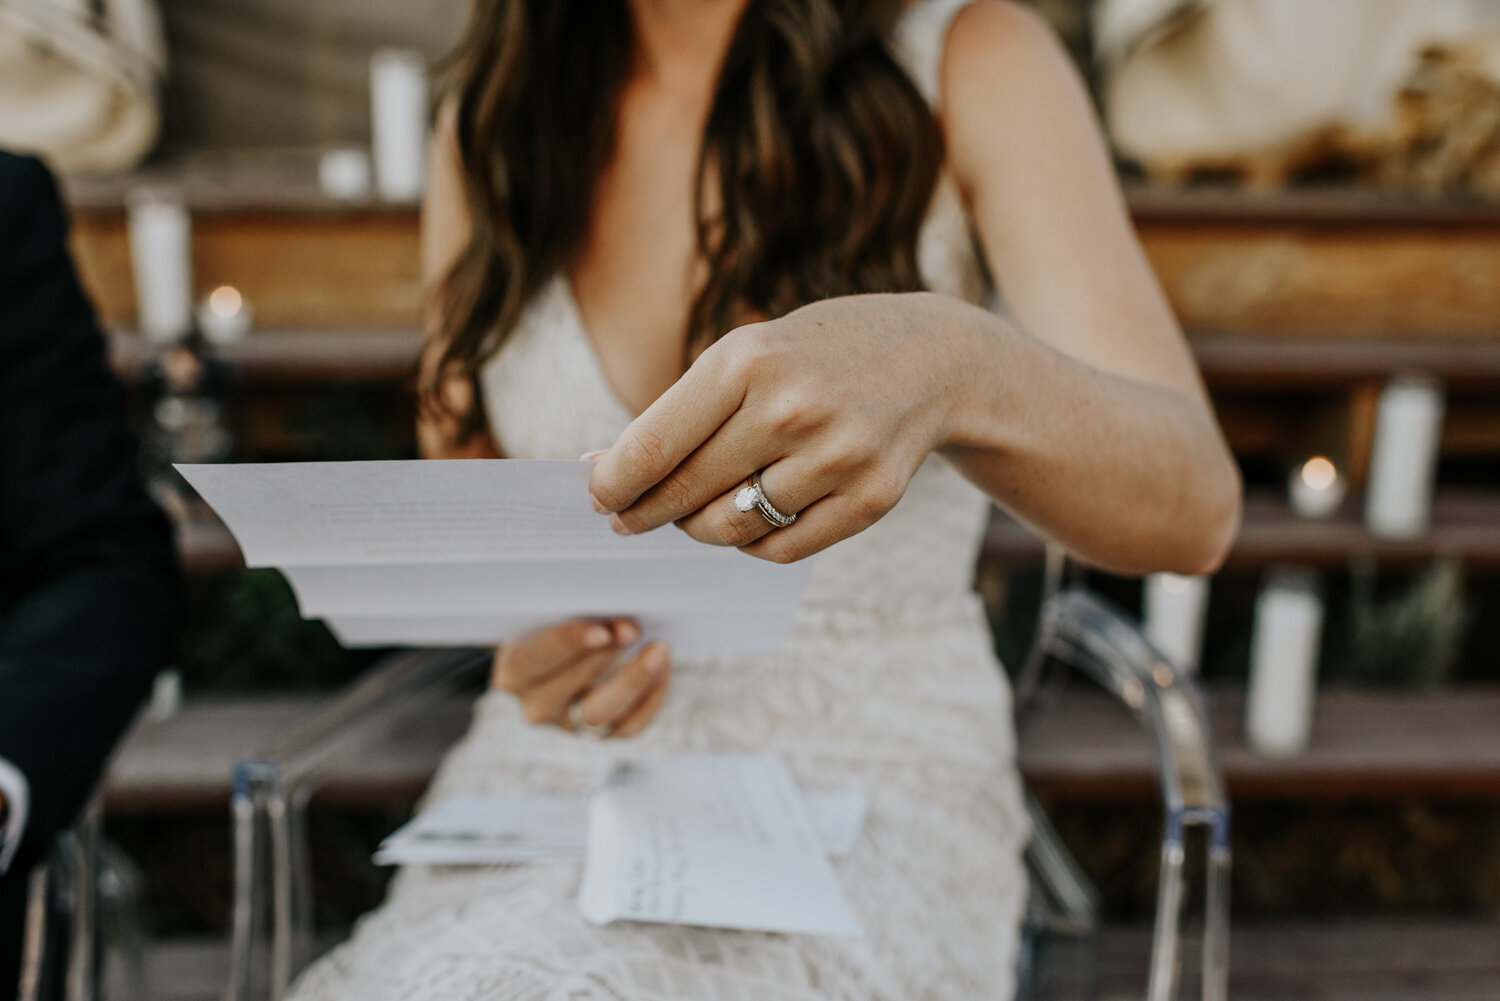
{"left": 926, "top": 292, "right": 1241, "bottom": 576}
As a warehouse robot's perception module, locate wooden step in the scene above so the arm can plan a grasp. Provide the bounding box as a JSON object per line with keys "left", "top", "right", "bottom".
{"left": 130, "top": 919, "right": 1500, "bottom": 1001}
{"left": 982, "top": 490, "right": 1500, "bottom": 568}
{"left": 1019, "top": 685, "right": 1500, "bottom": 802}
{"left": 1100, "top": 919, "right": 1500, "bottom": 1001}
{"left": 108, "top": 328, "right": 1500, "bottom": 388}
{"left": 65, "top": 157, "right": 1500, "bottom": 339}
{"left": 103, "top": 685, "right": 1500, "bottom": 811}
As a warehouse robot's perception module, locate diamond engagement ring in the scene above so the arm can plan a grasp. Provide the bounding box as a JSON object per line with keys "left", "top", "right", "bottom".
{"left": 733, "top": 469, "right": 797, "bottom": 529}
{"left": 567, "top": 699, "right": 614, "bottom": 739}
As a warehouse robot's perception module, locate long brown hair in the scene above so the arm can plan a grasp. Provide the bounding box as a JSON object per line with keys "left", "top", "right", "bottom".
{"left": 425, "top": 0, "right": 942, "bottom": 443}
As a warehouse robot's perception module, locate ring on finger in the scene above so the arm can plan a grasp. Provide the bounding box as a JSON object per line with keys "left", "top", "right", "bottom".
{"left": 733, "top": 469, "right": 797, "bottom": 529}
{"left": 567, "top": 698, "right": 615, "bottom": 739}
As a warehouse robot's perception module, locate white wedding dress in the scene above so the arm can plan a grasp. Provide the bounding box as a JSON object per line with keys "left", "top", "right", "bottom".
{"left": 288, "top": 2, "right": 1029, "bottom": 998}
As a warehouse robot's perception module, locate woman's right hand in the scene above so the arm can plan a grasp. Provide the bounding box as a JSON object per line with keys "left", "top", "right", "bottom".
{"left": 490, "top": 618, "right": 671, "bottom": 738}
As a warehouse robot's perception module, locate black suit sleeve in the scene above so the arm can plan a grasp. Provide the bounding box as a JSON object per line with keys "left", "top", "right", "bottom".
{"left": 0, "top": 152, "right": 180, "bottom": 861}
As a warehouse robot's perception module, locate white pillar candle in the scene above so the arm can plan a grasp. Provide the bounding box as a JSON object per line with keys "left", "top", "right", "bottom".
{"left": 127, "top": 190, "right": 194, "bottom": 345}
{"left": 1288, "top": 455, "right": 1347, "bottom": 519}
{"left": 1245, "top": 570, "right": 1324, "bottom": 758}
{"left": 1365, "top": 377, "right": 1445, "bottom": 539}
{"left": 370, "top": 49, "right": 430, "bottom": 203}
{"left": 1143, "top": 572, "right": 1210, "bottom": 672}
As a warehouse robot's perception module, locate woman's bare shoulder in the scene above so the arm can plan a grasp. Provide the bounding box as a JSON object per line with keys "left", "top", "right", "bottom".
{"left": 940, "top": 1, "right": 1080, "bottom": 116}
{"left": 937, "top": 1, "right": 1107, "bottom": 194}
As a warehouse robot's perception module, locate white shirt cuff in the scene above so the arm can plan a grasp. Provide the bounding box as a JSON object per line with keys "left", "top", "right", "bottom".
{"left": 0, "top": 755, "right": 29, "bottom": 875}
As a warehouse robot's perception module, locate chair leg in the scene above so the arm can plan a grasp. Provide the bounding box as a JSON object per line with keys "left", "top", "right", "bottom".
{"left": 1147, "top": 840, "right": 1185, "bottom": 1001}
{"left": 228, "top": 763, "right": 274, "bottom": 1001}
{"left": 64, "top": 813, "right": 100, "bottom": 1001}
{"left": 17, "top": 864, "right": 51, "bottom": 1001}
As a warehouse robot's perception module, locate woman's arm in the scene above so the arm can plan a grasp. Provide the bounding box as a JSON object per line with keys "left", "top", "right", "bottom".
{"left": 930, "top": 0, "right": 1240, "bottom": 573}
{"left": 588, "top": 2, "right": 1239, "bottom": 576}
{"left": 417, "top": 99, "right": 503, "bottom": 460}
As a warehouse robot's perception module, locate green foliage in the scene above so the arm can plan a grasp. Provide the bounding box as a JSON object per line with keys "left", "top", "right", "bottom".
{"left": 1336, "top": 559, "right": 1469, "bottom": 689}
{"left": 178, "top": 568, "right": 370, "bottom": 691}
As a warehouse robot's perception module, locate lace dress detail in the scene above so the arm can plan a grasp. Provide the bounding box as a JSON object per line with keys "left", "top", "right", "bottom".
{"left": 289, "top": 2, "right": 1029, "bottom": 998}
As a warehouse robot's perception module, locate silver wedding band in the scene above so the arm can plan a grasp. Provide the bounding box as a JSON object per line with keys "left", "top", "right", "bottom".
{"left": 567, "top": 698, "right": 614, "bottom": 739}
{"left": 734, "top": 469, "right": 797, "bottom": 529}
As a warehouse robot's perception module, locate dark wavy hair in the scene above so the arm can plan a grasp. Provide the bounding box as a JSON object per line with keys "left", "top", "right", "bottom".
{"left": 424, "top": 0, "right": 943, "bottom": 442}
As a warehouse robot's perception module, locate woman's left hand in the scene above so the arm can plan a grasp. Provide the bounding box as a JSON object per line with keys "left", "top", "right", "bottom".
{"left": 588, "top": 293, "right": 978, "bottom": 563}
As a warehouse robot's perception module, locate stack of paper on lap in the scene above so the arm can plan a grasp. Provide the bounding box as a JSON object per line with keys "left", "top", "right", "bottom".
{"left": 177, "top": 460, "right": 813, "bottom": 654}
{"left": 578, "top": 755, "right": 863, "bottom": 936}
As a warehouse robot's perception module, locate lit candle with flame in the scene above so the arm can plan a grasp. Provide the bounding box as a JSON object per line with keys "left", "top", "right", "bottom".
{"left": 196, "top": 284, "right": 252, "bottom": 345}
{"left": 1288, "top": 455, "right": 1346, "bottom": 519}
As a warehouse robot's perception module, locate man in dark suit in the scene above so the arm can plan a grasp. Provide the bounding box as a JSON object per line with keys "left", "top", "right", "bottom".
{"left": 0, "top": 151, "right": 180, "bottom": 998}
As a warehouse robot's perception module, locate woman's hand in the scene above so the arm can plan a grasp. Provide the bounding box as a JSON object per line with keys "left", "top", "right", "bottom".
{"left": 491, "top": 618, "right": 671, "bottom": 737}
{"left": 588, "top": 293, "right": 978, "bottom": 564}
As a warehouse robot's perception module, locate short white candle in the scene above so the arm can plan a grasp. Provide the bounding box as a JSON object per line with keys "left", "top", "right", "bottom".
{"left": 1365, "top": 377, "right": 1445, "bottom": 540}
{"left": 196, "top": 285, "right": 252, "bottom": 346}
{"left": 127, "top": 190, "right": 194, "bottom": 345}
{"left": 1143, "top": 572, "right": 1210, "bottom": 672}
{"left": 1288, "top": 455, "right": 1347, "bottom": 519}
{"left": 370, "top": 49, "right": 430, "bottom": 203}
{"left": 319, "top": 147, "right": 373, "bottom": 202}
{"left": 1245, "top": 570, "right": 1324, "bottom": 758}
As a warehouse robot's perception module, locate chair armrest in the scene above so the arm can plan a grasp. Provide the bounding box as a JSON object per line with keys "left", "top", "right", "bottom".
{"left": 245, "top": 646, "right": 490, "bottom": 793}
{"left": 1032, "top": 587, "right": 1230, "bottom": 1001}
{"left": 1035, "top": 589, "right": 1228, "bottom": 832}
{"left": 228, "top": 647, "right": 490, "bottom": 1001}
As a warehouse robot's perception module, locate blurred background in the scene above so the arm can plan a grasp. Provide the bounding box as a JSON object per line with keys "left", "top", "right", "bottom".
{"left": 4, "top": 0, "right": 1499, "bottom": 998}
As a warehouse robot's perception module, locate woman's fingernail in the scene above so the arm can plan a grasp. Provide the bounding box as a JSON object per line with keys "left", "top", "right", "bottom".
{"left": 614, "top": 620, "right": 641, "bottom": 645}
{"left": 643, "top": 643, "right": 668, "bottom": 673}
{"left": 609, "top": 514, "right": 632, "bottom": 535}
{"left": 584, "top": 625, "right": 613, "bottom": 649}
{"left": 579, "top": 449, "right": 608, "bottom": 462}
{"left": 589, "top": 492, "right": 607, "bottom": 514}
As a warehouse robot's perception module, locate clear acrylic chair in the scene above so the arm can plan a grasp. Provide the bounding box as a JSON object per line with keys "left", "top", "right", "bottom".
{"left": 225, "top": 569, "right": 1229, "bottom": 1001}
{"left": 18, "top": 796, "right": 149, "bottom": 1001}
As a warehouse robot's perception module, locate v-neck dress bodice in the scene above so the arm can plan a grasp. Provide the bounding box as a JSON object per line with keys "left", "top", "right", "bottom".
{"left": 291, "top": 3, "right": 1028, "bottom": 999}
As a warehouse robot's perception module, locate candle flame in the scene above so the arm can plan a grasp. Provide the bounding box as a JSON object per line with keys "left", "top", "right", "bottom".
{"left": 1301, "top": 456, "right": 1338, "bottom": 491}
{"left": 208, "top": 285, "right": 243, "bottom": 317}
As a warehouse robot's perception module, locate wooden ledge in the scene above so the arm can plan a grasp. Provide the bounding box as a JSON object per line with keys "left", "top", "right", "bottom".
{"left": 63, "top": 153, "right": 1500, "bottom": 227}
{"left": 109, "top": 328, "right": 422, "bottom": 384}
{"left": 109, "top": 329, "right": 1500, "bottom": 388}
{"left": 1123, "top": 182, "right": 1500, "bottom": 228}
{"left": 105, "top": 685, "right": 1500, "bottom": 811}
{"left": 1020, "top": 685, "right": 1500, "bottom": 802}
{"left": 982, "top": 490, "right": 1500, "bottom": 568}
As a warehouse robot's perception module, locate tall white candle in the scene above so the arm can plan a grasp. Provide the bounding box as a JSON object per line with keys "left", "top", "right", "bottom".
{"left": 370, "top": 49, "right": 430, "bottom": 203}
{"left": 1365, "top": 377, "right": 1445, "bottom": 540}
{"left": 1245, "top": 570, "right": 1324, "bottom": 758}
{"left": 127, "top": 190, "right": 194, "bottom": 345}
{"left": 1143, "top": 572, "right": 1210, "bottom": 672}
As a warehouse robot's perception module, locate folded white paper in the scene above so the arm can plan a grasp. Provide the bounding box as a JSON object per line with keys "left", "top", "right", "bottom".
{"left": 578, "top": 755, "right": 862, "bottom": 937}
{"left": 375, "top": 787, "right": 869, "bottom": 867}
{"left": 374, "top": 795, "right": 589, "bottom": 865}
{"left": 177, "top": 460, "right": 813, "bottom": 655}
